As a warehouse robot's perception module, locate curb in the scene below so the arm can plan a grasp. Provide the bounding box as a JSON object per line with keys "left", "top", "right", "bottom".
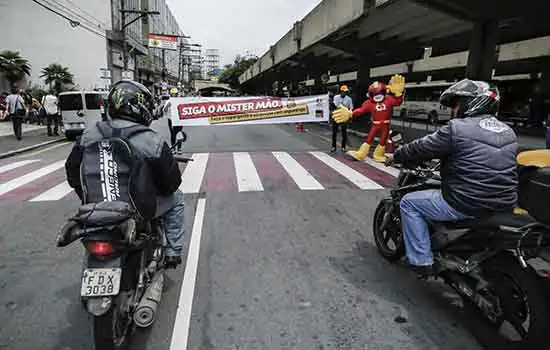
{"left": 0, "top": 138, "right": 66, "bottom": 159}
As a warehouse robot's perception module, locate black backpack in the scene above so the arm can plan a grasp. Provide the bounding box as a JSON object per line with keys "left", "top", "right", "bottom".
{"left": 80, "top": 121, "right": 157, "bottom": 220}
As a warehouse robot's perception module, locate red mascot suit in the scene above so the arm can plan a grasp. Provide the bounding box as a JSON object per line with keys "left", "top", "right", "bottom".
{"left": 332, "top": 74, "right": 405, "bottom": 162}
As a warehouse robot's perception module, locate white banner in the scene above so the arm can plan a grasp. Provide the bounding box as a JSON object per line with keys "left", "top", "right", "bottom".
{"left": 170, "top": 94, "right": 329, "bottom": 126}
{"left": 147, "top": 33, "right": 178, "bottom": 51}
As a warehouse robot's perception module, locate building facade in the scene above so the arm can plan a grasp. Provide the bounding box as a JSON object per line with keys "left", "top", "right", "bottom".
{"left": 0, "top": 0, "right": 111, "bottom": 91}
{"left": 0, "top": 0, "right": 185, "bottom": 94}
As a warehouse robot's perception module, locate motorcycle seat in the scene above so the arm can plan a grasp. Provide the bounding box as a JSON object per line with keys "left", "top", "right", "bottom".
{"left": 443, "top": 212, "right": 537, "bottom": 231}
{"left": 71, "top": 201, "right": 136, "bottom": 227}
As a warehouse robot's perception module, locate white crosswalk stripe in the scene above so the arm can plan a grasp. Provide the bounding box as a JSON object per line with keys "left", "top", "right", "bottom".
{"left": 309, "top": 151, "right": 384, "bottom": 190}
{"left": 0, "top": 151, "right": 401, "bottom": 202}
{"left": 0, "top": 160, "right": 66, "bottom": 196}
{"left": 30, "top": 181, "right": 73, "bottom": 202}
{"left": 272, "top": 151, "right": 324, "bottom": 190}
{"left": 180, "top": 153, "right": 209, "bottom": 194}
{"left": 0, "top": 160, "right": 39, "bottom": 174}
{"left": 362, "top": 157, "right": 400, "bottom": 177}
{"left": 233, "top": 152, "right": 264, "bottom": 192}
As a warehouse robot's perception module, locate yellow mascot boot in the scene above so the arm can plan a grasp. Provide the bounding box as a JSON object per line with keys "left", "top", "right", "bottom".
{"left": 372, "top": 144, "right": 386, "bottom": 163}
{"left": 347, "top": 143, "right": 370, "bottom": 161}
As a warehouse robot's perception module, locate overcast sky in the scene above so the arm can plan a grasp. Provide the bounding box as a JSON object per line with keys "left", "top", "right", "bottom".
{"left": 165, "top": 0, "right": 322, "bottom": 66}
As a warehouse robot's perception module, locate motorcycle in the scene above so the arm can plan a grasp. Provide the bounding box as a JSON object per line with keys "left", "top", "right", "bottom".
{"left": 373, "top": 139, "right": 550, "bottom": 348}
{"left": 57, "top": 139, "right": 192, "bottom": 350}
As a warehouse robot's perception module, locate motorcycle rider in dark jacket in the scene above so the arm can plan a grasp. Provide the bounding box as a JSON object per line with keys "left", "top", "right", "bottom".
{"left": 387, "top": 79, "right": 518, "bottom": 277}
{"left": 65, "top": 80, "right": 185, "bottom": 268}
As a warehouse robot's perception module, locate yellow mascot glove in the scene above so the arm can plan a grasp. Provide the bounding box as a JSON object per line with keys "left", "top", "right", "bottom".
{"left": 387, "top": 74, "right": 405, "bottom": 97}
{"left": 332, "top": 104, "right": 353, "bottom": 124}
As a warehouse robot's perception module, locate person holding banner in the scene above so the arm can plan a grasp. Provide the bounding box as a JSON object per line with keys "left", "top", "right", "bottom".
{"left": 331, "top": 85, "right": 353, "bottom": 152}
{"left": 332, "top": 75, "right": 405, "bottom": 162}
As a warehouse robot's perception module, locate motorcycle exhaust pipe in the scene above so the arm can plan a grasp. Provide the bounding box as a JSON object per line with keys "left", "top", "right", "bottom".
{"left": 133, "top": 271, "right": 164, "bottom": 328}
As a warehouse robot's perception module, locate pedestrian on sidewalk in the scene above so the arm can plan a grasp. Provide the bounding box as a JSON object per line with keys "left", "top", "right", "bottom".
{"left": 42, "top": 91, "right": 59, "bottom": 136}
{"left": 6, "top": 87, "right": 27, "bottom": 140}
{"left": 331, "top": 85, "right": 353, "bottom": 152}
{"left": 0, "top": 92, "right": 8, "bottom": 121}
{"left": 29, "top": 97, "right": 42, "bottom": 124}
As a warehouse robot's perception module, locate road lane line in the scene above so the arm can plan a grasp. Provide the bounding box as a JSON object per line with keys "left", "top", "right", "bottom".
{"left": 169, "top": 198, "right": 206, "bottom": 350}
{"left": 0, "top": 159, "right": 66, "bottom": 196}
{"left": 309, "top": 151, "right": 383, "bottom": 190}
{"left": 0, "top": 160, "right": 39, "bottom": 174}
{"left": 30, "top": 181, "right": 73, "bottom": 201}
{"left": 362, "top": 157, "right": 400, "bottom": 177}
{"left": 180, "top": 153, "right": 209, "bottom": 193}
{"left": 233, "top": 152, "right": 264, "bottom": 192}
{"left": 272, "top": 151, "right": 324, "bottom": 190}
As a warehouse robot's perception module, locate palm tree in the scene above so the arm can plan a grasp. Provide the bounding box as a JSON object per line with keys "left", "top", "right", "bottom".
{"left": 41, "top": 63, "right": 74, "bottom": 94}
{"left": 0, "top": 50, "right": 31, "bottom": 87}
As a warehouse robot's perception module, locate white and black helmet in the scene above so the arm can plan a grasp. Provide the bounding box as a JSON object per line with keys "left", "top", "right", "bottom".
{"left": 440, "top": 79, "right": 500, "bottom": 117}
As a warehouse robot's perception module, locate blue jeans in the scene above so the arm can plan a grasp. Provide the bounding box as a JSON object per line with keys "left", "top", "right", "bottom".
{"left": 400, "top": 189, "right": 469, "bottom": 266}
{"left": 156, "top": 189, "right": 185, "bottom": 257}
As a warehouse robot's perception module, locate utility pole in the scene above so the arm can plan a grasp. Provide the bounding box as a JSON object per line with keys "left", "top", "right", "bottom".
{"left": 121, "top": 0, "right": 127, "bottom": 72}
{"left": 176, "top": 41, "right": 201, "bottom": 88}
{"left": 119, "top": 5, "right": 160, "bottom": 78}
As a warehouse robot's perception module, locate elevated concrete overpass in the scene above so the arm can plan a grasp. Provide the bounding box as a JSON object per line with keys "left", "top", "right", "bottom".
{"left": 193, "top": 80, "right": 233, "bottom": 94}
{"left": 239, "top": 0, "right": 550, "bottom": 101}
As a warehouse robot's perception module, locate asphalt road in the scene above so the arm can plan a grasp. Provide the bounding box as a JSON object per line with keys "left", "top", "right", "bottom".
{"left": 0, "top": 124, "right": 492, "bottom": 350}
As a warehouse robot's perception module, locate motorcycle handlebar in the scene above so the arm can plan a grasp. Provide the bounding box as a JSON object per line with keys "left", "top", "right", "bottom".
{"left": 396, "top": 162, "right": 441, "bottom": 180}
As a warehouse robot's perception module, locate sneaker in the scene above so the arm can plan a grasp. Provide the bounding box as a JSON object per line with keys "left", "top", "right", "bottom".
{"left": 341, "top": 147, "right": 347, "bottom": 152}
{"left": 330, "top": 147, "right": 336, "bottom": 153}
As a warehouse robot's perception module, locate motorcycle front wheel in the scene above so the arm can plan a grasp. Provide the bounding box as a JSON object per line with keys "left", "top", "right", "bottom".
{"left": 92, "top": 296, "right": 133, "bottom": 350}
{"left": 373, "top": 198, "right": 405, "bottom": 262}
{"left": 481, "top": 254, "right": 549, "bottom": 349}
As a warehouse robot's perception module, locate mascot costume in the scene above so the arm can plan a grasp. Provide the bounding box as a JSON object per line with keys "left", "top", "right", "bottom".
{"left": 332, "top": 74, "right": 405, "bottom": 162}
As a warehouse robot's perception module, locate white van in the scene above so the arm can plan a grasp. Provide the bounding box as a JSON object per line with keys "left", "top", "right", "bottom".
{"left": 59, "top": 91, "right": 108, "bottom": 140}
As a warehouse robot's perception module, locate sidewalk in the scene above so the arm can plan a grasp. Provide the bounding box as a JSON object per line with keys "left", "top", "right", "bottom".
{"left": 0, "top": 122, "right": 65, "bottom": 158}
{"left": 0, "top": 121, "right": 45, "bottom": 137}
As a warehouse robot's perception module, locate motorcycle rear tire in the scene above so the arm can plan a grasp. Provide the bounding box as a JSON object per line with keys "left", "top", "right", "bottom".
{"left": 92, "top": 299, "right": 132, "bottom": 350}
{"left": 482, "top": 254, "right": 549, "bottom": 349}
{"left": 373, "top": 199, "right": 405, "bottom": 262}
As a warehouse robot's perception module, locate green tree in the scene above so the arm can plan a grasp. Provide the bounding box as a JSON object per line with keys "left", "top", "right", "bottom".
{"left": 40, "top": 63, "right": 74, "bottom": 94}
{"left": 219, "top": 55, "right": 258, "bottom": 89}
{"left": 0, "top": 50, "right": 31, "bottom": 87}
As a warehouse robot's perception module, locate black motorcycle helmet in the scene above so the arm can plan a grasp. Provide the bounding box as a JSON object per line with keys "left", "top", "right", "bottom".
{"left": 439, "top": 79, "right": 500, "bottom": 118}
{"left": 107, "top": 80, "right": 156, "bottom": 126}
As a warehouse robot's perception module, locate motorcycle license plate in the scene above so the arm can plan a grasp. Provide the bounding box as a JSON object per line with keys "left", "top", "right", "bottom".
{"left": 80, "top": 268, "right": 122, "bottom": 297}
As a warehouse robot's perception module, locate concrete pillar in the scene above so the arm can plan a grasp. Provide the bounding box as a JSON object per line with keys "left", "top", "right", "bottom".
{"left": 354, "top": 62, "right": 371, "bottom": 106}
{"left": 465, "top": 20, "right": 499, "bottom": 81}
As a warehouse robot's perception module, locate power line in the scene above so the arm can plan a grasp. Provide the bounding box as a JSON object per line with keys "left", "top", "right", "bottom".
{"left": 30, "top": 0, "right": 107, "bottom": 39}
{"left": 43, "top": 0, "right": 106, "bottom": 31}
{"left": 62, "top": 0, "right": 109, "bottom": 28}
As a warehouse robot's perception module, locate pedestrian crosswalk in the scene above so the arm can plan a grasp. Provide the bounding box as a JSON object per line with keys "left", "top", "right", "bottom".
{"left": 0, "top": 151, "right": 398, "bottom": 203}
